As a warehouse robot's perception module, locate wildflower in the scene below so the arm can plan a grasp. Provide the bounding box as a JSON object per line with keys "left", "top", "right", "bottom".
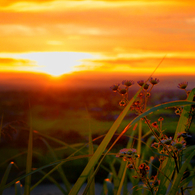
{"left": 177, "top": 81, "right": 188, "bottom": 90}
{"left": 175, "top": 108, "right": 181, "bottom": 115}
{"left": 119, "top": 88, "right": 127, "bottom": 95}
{"left": 139, "top": 163, "right": 145, "bottom": 169}
{"left": 139, "top": 163, "right": 150, "bottom": 178}
{"left": 161, "top": 137, "right": 172, "bottom": 145}
{"left": 122, "top": 80, "right": 134, "bottom": 87}
{"left": 158, "top": 117, "right": 164, "bottom": 122}
{"left": 116, "top": 148, "right": 138, "bottom": 161}
{"left": 172, "top": 140, "right": 186, "bottom": 151}
{"left": 119, "top": 100, "right": 126, "bottom": 107}
{"left": 152, "top": 122, "right": 158, "bottom": 128}
{"left": 146, "top": 92, "right": 150, "bottom": 97}
{"left": 110, "top": 84, "right": 120, "bottom": 92}
{"left": 137, "top": 80, "right": 145, "bottom": 87}
{"left": 149, "top": 77, "right": 160, "bottom": 85}
{"left": 116, "top": 148, "right": 137, "bottom": 157}
{"left": 143, "top": 83, "right": 149, "bottom": 90}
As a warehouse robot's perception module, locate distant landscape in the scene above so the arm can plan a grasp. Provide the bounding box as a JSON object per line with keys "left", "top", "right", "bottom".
{"left": 0, "top": 71, "right": 195, "bottom": 90}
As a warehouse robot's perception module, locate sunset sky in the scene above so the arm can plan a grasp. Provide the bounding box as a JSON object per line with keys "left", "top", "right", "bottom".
{"left": 0, "top": 0, "right": 195, "bottom": 82}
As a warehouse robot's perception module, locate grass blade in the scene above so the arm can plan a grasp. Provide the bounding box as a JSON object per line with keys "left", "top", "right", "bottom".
{"left": 41, "top": 138, "right": 71, "bottom": 193}
{"left": 86, "top": 106, "right": 95, "bottom": 195}
{"left": 0, "top": 162, "right": 15, "bottom": 195}
{"left": 15, "top": 181, "right": 23, "bottom": 195}
{"left": 116, "top": 163, "right": 128, "bottom": 195}
{"left": 24, "top": 107, "right": 33, "bottom": 195}
{"left": 102, "top": 173, "right": 114, "bottom": 195}
{"left": 31, "top": 170, "right": 67, "bottom": 194}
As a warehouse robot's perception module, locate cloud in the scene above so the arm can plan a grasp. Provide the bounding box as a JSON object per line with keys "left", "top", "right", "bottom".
{"left": 0, "top": 24, "right": 47, "bottom": 36}
{"left": 0, "top": 0, "right": 195, "bottom": 62}
{"left": 0, "top": 0, "right": 54, "bottom": 7}
{"left": 75, "top": 54, "right": 195, "bottom": 74}
{"left": 0, "top": 57, "right": 36, "bottom": 65}
{"left": 0, "top": 57, "right": 38, "bottom": 72}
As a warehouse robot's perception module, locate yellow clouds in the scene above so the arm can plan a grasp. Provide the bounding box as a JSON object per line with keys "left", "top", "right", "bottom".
{"left": 1, "top": 0, "right": 195, "bottom": 53}
{"left": 0, "top": 56, "right": 38, "bottom": 72}
{"left": 0, "top": 0, "right": 195, "bottom": 75}
{"left": 75, "top": 52, "right": 195, "bottom": 75}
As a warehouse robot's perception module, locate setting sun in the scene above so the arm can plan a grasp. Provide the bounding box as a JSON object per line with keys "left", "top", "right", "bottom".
{"left": 19, "top": 52, "right": 96, "bottom": 76}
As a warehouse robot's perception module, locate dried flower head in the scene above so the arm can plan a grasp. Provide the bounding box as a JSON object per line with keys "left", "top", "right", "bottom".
{"left": 119, "top": 88, "right": 127, "bottom": 95}
{"left": 161, "top": 137, "right": 172, "bottom": 145}
{"left": 152, "top": 122, "right": 158, "bottom": 128}
{"left": 158, "top": 117, "right": 164, "bottom": 122}
{"left": 172, "top": 140, "right": 186, "bottom": 151}
{"left": 146, "top": 92, "right": 151, "bottom": 97}
{"left": 110, "top": 84, "right": 120, "bottom": 92}
{"left": 139, "top": 163, "right": 150, "bottom": 178}
{"left": 177, "top": 81, "right": 188, "bottom": 90}
{"left": 149, "top": 77, "right": 160, "bottom": 85}
{"left": 175, "top": 108, "right": 181, "bottom": 115}
{"left": 119, "top": 100, "right": 126, "bottom": 107}
{"left": 122, "top": 80, "right": 134, "bottom": 87}
{"left": 143, "top": 83, "right": 150, "bottom": 90}
{"left": 137, "top": 80, "right": 145, "bottom": 87}
{"left": 116, "top": 148, "right": 138, "bottom": 161}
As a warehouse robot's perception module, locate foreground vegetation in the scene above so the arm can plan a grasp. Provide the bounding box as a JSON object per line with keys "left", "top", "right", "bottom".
{"left": 0, "top": 76, "right": 195, "bottom": 195}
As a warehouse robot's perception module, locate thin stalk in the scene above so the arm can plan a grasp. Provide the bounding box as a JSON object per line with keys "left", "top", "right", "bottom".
{"left": 172, "top": 152, "right": 184, "bottom": 195}
{"left": 24, "top": 103, "right": 33, "bottom": 195}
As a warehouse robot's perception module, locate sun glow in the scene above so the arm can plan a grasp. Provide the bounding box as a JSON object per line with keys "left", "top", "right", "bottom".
{"left": 18, "top": 52, "right": 95, "bottom": 77}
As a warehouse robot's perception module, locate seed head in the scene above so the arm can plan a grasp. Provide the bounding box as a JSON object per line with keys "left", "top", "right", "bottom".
{"left": 172, "top": 140, "right": 186, "bottom": 151}
{"left": 152, "top": 122, "right": 158, "bottom": 128}
{"left": 143, "top": 83, "right": 150, "bottom": 90}
{"left": 149, "top": 77, "right": 160, "bottom": 85}
{"left": 137, "top": 80, "right": 145, "bottom": 87}
{"left": 110, "top": 84, "right": 120, "bottom": 92}
{"left": 158, "top": 117, "right": 164, "bottom": 122}
{"left": 161, "top": 137, "right": 172, "bottom": 145}
{"left": 177, "top": 81, "right": 188, "bottom": 90}
{"left": 119, "top": 88, "right": 127, "bottom": 95}
{"left": 119, "top": 100, "right": 126, "bottom": 107}
{"left": 122, "top": 80, "right": 134, "bottom": 87}
{"left": 175, "top": 108, "right": 181, "bottom": 115}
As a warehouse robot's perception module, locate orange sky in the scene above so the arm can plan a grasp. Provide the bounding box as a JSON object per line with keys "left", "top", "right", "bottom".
{"left": 0, "top": 0, "right": 195, "bottom": 78}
